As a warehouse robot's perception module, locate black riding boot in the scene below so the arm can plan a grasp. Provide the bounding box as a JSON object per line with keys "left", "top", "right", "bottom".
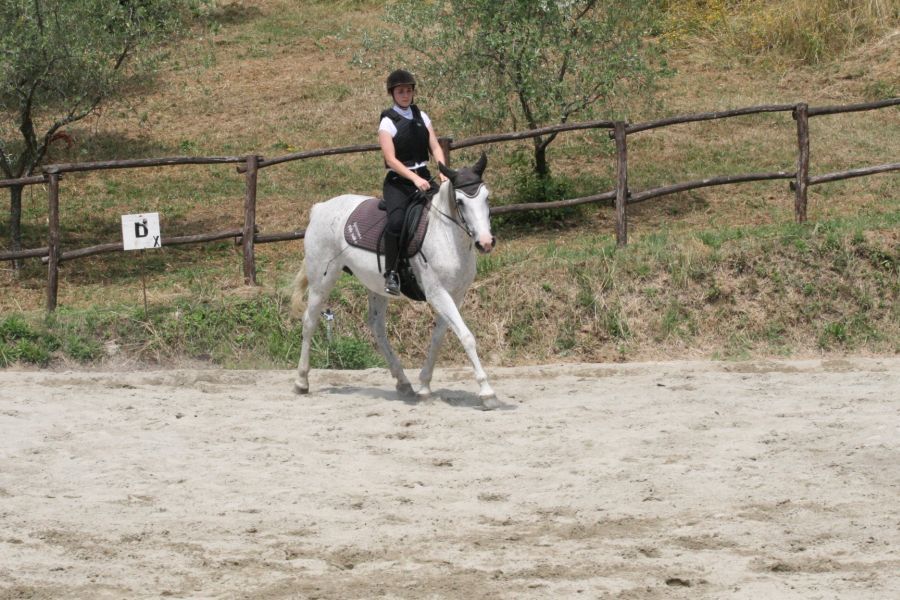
{"left": 383, "top": 232, "right": 401, "bottom": 296}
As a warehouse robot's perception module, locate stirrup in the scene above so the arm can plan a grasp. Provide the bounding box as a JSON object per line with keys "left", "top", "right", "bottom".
{"left": 384, "top": 271, "right": 401, "bottom": 296}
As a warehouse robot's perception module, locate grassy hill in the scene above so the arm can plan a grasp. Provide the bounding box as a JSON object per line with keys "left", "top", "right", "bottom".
{"left": 1, "top": 0, "right": 898, "bottom": 368}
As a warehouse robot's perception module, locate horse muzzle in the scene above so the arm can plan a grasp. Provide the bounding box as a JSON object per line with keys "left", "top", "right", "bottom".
{"left": 475, "top": 236, "right": 496, "bottom": 254}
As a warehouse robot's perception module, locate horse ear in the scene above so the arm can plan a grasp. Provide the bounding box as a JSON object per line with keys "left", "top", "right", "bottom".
{"left": 473, "top": 152, "right": 487, "bottom": 177}
{"left": 438, "top": 161, "right": 457, "bottom": 181}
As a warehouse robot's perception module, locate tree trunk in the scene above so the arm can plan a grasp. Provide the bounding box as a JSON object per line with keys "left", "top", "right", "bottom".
{"left": 8, "top": 185, "right": 23, "bottom": 272}
{"left": 533, "top": 136, "right": 550, "bottom": 178}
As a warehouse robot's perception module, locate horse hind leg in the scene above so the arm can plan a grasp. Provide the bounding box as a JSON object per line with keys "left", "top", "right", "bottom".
{"left": 366, "top": 292, "right": 415, "bottom": 397}
{"left": 417, "top": 315, "right": 449, "bottom": 400}
{"left": 289, "top": 258, "right": 309, "bottom": 320}
{"left": 294, "top": 263, "right": 341, "bottom": 394}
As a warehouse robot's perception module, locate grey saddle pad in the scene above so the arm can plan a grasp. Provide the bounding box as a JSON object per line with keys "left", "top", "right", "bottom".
{"left": 343, "top": 197, "right": 430, "bottom": 257}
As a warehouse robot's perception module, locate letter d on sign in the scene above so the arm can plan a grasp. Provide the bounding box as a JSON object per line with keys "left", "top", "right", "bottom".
{"left": 122, "top": 213, "right": 162, "bottom": 251}
{"left": 135, "top": 221, "right": 149, "bottom": 239}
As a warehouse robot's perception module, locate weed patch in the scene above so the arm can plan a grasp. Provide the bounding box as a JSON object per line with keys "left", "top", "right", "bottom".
{"left": 0, "top": 315, "right": 59, "bottom": 367}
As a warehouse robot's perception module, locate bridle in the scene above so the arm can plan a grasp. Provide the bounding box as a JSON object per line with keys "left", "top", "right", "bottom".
{"left": 434, "top": 180, "right": 485, "bottom": 240}
{"left": 434, "top": 179, "right": 496, "bottom": 252}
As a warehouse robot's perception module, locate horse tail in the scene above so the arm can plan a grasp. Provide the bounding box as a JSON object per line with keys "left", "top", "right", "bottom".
{"left": 289, "top": 258, "right": 309, "bottom": 319}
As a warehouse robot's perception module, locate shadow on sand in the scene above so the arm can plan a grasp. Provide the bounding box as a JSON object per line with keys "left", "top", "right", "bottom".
{"left": 324, "top": 386, "right": 517, "bottom": 411}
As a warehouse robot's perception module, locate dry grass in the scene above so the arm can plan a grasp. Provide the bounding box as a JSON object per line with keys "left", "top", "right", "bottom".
{"left": 664, "top": 0, "right": 899, "bottom": 65}
{"left": 1, "top": 0, "right": 898, "bottom": 365}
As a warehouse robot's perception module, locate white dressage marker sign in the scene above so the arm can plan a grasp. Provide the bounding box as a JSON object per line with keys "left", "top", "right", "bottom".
{"left": 121, "top": 213, "right": 161, "bottom": 251}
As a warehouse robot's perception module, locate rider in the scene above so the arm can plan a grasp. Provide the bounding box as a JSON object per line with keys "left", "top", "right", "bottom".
{"left": 378, "top": 68, "right": 447, "bottom": 296}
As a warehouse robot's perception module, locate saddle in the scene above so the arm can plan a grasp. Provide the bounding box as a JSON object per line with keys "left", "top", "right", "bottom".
{"left": 343, "top": 193, "right": 432, "bottom": 301}
{"left": 344, "top": 196, "right": 430, "bottom": 257}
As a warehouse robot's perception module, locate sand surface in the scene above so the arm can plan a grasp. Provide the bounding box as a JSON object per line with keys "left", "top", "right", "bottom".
{"left": 1, "top": 357, "right": 898, "bottom": 599}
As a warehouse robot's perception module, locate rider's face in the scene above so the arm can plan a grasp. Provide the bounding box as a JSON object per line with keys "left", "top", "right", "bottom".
{"left": 391, "top": 84, "right": 414, "bottom": 107}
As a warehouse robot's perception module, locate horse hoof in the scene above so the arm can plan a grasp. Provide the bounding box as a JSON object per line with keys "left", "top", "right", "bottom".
{"left": 396, "top": 382, "right": 416, "bottom": 398}
{"left": 480, "top": 395, "right": 502, "bottom": 411}
{"left": 293, "top": 381, "right": 309, "bottom": 395}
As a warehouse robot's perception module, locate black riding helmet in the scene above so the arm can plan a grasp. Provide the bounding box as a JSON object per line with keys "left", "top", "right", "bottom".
{"left": 386, "top": 69, "right": 416, "bottom": 94}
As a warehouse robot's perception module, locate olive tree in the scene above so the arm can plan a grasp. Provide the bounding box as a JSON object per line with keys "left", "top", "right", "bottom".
{"left": 384, "top": 0, "right": 664, "bottom": 177}
{"left": 0, "top": 0, "right": 202, "bottom": 257}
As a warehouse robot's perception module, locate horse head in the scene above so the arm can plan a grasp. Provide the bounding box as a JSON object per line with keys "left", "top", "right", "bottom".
{"left": 438, "top": 153, "right": 495, "bottom": 254}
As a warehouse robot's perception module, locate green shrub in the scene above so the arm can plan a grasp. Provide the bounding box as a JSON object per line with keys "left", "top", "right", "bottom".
{"left": 819, "top": 320, "right": 849, "bottom": 348}
{"left": 0, "top": 342, "right": 15, "bottom": 367}
{"left": 0, "top": 315, "right": 33, "bottom": 341}
{"left": 0, "top": 315, "right": 60, "bottom": 366}
{"left": 312, "top": 334, "right": 384, "bottom": 370}
{"left": 14, "top": 339, "right": 52, "bottom": 365}
{"left": 492, "top": 150, "right": 582, "bottom": 228}
{"left": 63, "top": 335, "right": 104, "bottom": 362}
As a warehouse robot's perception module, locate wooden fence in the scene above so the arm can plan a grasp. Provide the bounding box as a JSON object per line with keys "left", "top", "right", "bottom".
{"left": 1, "top": 98, "right": 898, "bottom": 312}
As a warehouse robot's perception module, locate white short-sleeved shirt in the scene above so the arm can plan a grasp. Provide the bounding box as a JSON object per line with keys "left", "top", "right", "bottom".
{"left": 379, "top": 105, "right": 432, "bottom": 171}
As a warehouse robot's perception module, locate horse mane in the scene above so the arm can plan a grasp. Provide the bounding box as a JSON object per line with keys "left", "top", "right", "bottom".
{"left": 435, "top": 179, "right": 454, "bottom": 213}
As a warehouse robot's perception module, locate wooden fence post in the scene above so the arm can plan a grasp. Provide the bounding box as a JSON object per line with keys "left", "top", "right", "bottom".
{"left": 613, "top": 122, "right": 629, "bottom": 247}
{"left": 242, "top": 155, "right": 259, "bottom": 285}
{"left": 439, "top": 137, "right": 452, "bottom": 166}
{"left": 46, "top": 170, "right": 61, "bottom": 312}
{"left": 793, "top": 103, "right": 810, "bottom": 223}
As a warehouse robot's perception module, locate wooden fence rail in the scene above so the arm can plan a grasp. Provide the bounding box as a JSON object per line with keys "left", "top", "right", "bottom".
{"left": 0, "top": 175, "right": 47, "bottom": 189}
{"left": 1, "top": 97, "right": 897, "bottom": 311}
{"left": 625, "top": 104, "right": 795, "bottom": 134}
{"left": 40, "top": 228, "right": 251, "bottom": 263}
{"left": 44, "top": 156, "right": 246, "bottom": 174}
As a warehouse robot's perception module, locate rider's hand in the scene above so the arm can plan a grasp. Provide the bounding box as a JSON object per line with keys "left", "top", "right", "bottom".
{"left": 413, "top": 176, "right": 431, "bottom": 192}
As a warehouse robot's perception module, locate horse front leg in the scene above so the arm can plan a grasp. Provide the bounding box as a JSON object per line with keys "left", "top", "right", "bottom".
{"left": 366, "top": 292, "right": 415, "bottom": 398}
{"left": 426, "top": 288, "right": 499, "bottom": 409}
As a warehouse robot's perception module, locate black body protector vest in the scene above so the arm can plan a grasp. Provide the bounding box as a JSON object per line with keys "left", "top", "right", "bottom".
{"left": 381, "top": 104, "right": 430, "bottom": 169}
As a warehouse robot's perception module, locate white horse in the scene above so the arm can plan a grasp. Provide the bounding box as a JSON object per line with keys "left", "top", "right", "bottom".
{"left": 290, "top": 154, "right": 500, "bottom": 409}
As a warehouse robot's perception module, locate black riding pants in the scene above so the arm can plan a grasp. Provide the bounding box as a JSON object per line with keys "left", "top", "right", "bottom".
{"left": 382, "top": 167, "right": 435, "bottom": 236}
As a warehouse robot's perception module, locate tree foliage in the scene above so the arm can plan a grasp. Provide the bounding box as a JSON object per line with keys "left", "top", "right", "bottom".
{"left": 384, "top": 0, "right": 665, "bottom": 176}
{"left": 0, "top": 0, "right": 203, "bottom": 252}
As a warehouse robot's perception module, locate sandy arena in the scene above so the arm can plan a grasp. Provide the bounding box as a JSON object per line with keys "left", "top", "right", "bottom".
{"left": 1, "top": 357, "right": 898, "bottom": 599}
